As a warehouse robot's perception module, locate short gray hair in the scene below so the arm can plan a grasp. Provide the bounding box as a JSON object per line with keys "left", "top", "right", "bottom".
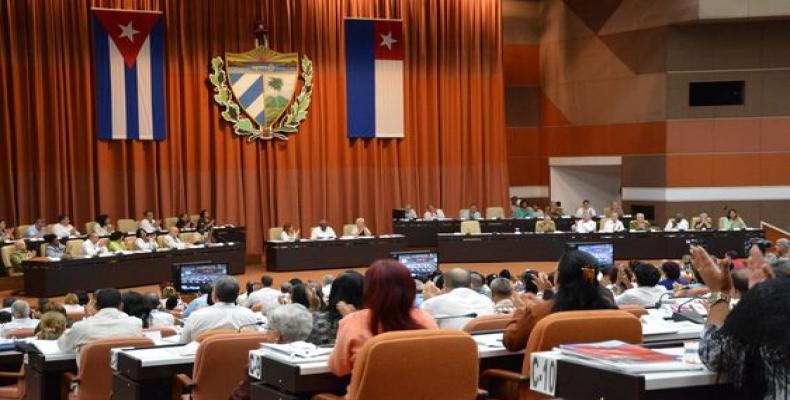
{"left": 11, "top": 300, "right": 29, "bottom": 319}
{"left": 777, "top": 238, "right": 789, "bottom": 250}
{"left": 444, "top": 268, "right": 471, "bottom": 290}
{"left": 322, "top": 274, "right": 334, "bottom": 285}
{"left": 213, "top": 276, "right": 240, "bottom": 303}
{"left": 489, "top": 278, "right": 513, "bottom": 297}
{"left": 770, "top": 258, "right": 790, "bottom": 278}
{"left": 267, "top": 303, "right": 313, "bottom": 342}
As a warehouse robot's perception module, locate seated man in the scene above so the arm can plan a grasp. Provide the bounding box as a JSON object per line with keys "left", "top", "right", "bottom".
{"left": 615, "top": 263, "right": 667, "bottom": 307}
{"left": 180, "top": 276, "right": 262, "bottom": 343}
{"left": 81, "top": 233, "right": 106, "bottom": 256}
{"left": 604, "top": 201, "right": 624, "bottom": 218}
{"left": 139, "top": 210, "right": 161, "bottom": 234}
{"left": 535, "top": 215, "right": 556, "bottom": 233}
{"left": 310, "top": 219, "right": 336, "bottom": 240}
{"left": 43, "top": 234, "right": 66, "bottom": 258}
{"left": 692, "top": 212, "right": 713, "bottom": 230}
{"left": 490, "top": 278, "right": 515, "bottom": 315}
{"left": 57, "top": 288, "right": 143, "bottom": 358}
{"left": 548, "top": 201, "right": 564, "bottom": 218}
{"left": 573, "top": 212, "right": 597, "bottom": 233}
{"left": 25, "top": 218, "right": 47, "bottom": 238}
{"left": 459, "top": 203, "right": 482, "bottom": 220}
{"left": 52, "top": 215, "right": 80, "bottom": 238}
{"left": 574, "top": 199, "right": 597, "bottom": 218}
{"left": 246, "top": 275, "right": 281, "bottom": 312}
{"left": 629, "top": 213, "right": 651, "bottom": 231}
{"left": 422, "top": 204, "right": 445, "bottom": 221}
{"left": 599, "top": 212, "right": 625, "bottom": 233}
{"left": 420, "top": 268, "right": 494, "bottom": 329}
{"left": 1, "top": 300, "right": 39, "bottom": 337}
{"left": 8, "top": 240, "right": 34, "bottom": 275}
{"left": 162, "top": 227, "right": 187, "bottom": 249}
{"left": 182, "top": 283, "right": 212, "bottom": 318}
{"left": 776, "top": 238, "right": 789, "bottom": 259}
{"left": 664, "top": 213, "right": 689, "bottom": 231}
{"left": 349, "top": 218, "right": 372, "bottom": 237}
{"left": 279, "top": 223, "right": 300, "bottom": 242}
{"left": 403, "top": 203, "right": 418, "bottom": 220}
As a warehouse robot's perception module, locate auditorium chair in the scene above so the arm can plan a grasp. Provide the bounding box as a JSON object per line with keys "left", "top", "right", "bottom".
{"left": 65, "top": 240, "right": 84, "bottom": 258}
{"left": 342, "top": 224, "right": 356, "bottom": 237}
{"left": 0, "top": 246, "right": 23, "bottom": 277}
{"left": 194, "top": 329, "right": 238, "bottom": 343}
{"left": 116, "top": 219, "right": 138, "bottom": 233}
{"left": 690, "top": 217, "right": 701, "bottom": 228}
{"left": 189, "top": 214, "right": 200, "bottom": 225}
{"left": 717, "top": 217, "right": 728, "bottom": 230}
{"left": 38, "top": 244, "right": 47, "bottom": 257}
{"left": 458, "top": 209, "right": 469, "bottom": 219}
{"left": 462, "top": 314, "right": 512, "bottom": 333}
{"left": 618, "top": 304, "right": 648, "bottom": 317}
{"left": 597, "top": 217, "right": 611, "bottom": 231}
{"left": 4, "top": 329, "right": 34, "bottom": 339}
{"left": 83, "top": 221, "right": 96, "bottom": 236}
{"left": 63, "top": 336, "right": 154, "bottom": 400}
{"left": 143, "top": 327, "right": 177, "bottom": 338}
{"left": 156, "top": 235, "right": 169, "bottom": 249}
{"left": 172, "top": 332, "right": 271, "bottom": 400}
{"left": 13, "top": 225, "right": 29, "bottom": 239}
{"left": 164, "top": 217, "right": 179, "bottom": 229}
{"left": 312, "top": 330, "right": 484, "bottom": 400}
{"left": 0, "top": 365, "right": 26, "bottom": 400}
{"left": 461, "top": 220, "right": 481, "bottom": 234}
{"left": 124, "top": 236, "right": 137, "bottom": 250}
{"left": 179, "top": 232, "right": 202, "bottom": 244}
{"left": 480, "top": 310, "right": 642, "bottom": 400}
{"left": 486, "top": 207, "right": 505, "bottom": 219}
{"left": 268, "top": 227, "right": 283, "bottom": 241}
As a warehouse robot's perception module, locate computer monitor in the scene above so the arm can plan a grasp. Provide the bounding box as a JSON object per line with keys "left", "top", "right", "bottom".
{"left": 392, "top": 208, "right": 407, "bottom": 220}
{"left": 568, "top": 242, "right": 614, "bottom": 266}
{"left": 173, "top": 262, "right": 229, "bottom": 293}
{"left": 391, "top": 251, "right": 438, "bottom": 278}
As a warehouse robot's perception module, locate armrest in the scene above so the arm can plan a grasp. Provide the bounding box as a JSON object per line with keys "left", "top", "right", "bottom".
{"left": 480, "top": 368, "right": 530, "bottom": 383}
{"left": 172, "top": 373, "right": 195, "bottom": 398}
{"left": 63, "top": 371, "right": 80, "bottom": 384}
{"left": 312, "top": 393, "right": 344, "bottom": 400}
{"left": 0, "top": 371, "right": 23, "bottom": 379}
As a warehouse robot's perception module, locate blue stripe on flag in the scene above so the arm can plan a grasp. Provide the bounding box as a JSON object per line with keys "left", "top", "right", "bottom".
{"left": 150, "top": 19, "right": 166, "bottom": 140}
{"left": 238, "top": 76, "right": 263, "bottom": 108}
{"left": 229, "top": 73, "right": 244, "bottom": 85}
{"left": 345, "top": 19, "right": 376, "bottom": 138}
{"left": 93, "top": 16, "right": 113, "bottom": 140}
{"left": 124, "top": 61, "right": 139, "bottom": 140}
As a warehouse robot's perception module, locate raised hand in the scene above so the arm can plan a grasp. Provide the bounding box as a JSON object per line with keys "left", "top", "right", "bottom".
{"left": 690, "top": 245, "right": 731, "bottom": 292}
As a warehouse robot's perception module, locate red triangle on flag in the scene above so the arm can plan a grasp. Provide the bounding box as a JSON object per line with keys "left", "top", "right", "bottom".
{"left": 93, "top": 9, "right": 161, "bottom": 68}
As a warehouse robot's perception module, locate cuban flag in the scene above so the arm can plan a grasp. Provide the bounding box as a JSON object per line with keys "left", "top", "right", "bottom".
{"left": 92, "top": 9, "right": 166, "bottom": 140}
{"left": 345, "top": 19, "right": 404, "bottom": 138}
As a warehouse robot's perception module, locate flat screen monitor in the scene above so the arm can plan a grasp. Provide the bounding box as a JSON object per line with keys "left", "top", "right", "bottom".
{"left": 392, "top": 208, "right": 407, "bottom": 220}
{"left": 173, "top": 262, "right": 228, "bottom": 293}
{"left": 569, "top": 242, "right": 614, "bottom": 266}
{"left": 392, "top": 251, "right": 438, "bottom": 278}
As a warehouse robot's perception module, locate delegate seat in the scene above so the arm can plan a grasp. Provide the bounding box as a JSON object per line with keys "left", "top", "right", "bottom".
{"left": 342, "top": 224, "right": 356, "bottom": 237}
{"left": 63, "top": 337, "right": 153, "bottom": 400}
{"left": 83, "top": 222, "right": 96, "bottom": 236}
{"left": 486, "top": 206, "right": 505, "bottom": 219}
{"left": 462, "top": 314, "right": 512, "bottom": 333}
{"left": 480, "top": 310, "right": 642, "bottom": 400}
{"left": 116, "top": 219, "right": 137, "bottom": 233}
{"left": 460, "top": 220, "right": 481, "bottom": 234}
{"left": 1, "top": 245, "right": 23, "bottom": 277}
{"left": 163, "top": 217, "right": 179, "bottom": 229}
{"left": 268, "top": 227, "right": 283, "bottom": 241}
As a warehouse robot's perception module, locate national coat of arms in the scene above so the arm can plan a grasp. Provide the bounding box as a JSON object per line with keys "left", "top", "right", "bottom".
{"left": 209, "top": 26, "right": 312, "bottom": 141}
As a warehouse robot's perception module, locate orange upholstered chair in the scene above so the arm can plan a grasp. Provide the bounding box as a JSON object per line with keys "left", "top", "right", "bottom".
{"left": 194, "top": 329, "right": 238, "bottom": 343}
{"left": 618, "top": 304, "right": 648, "bottom": 317}
{"left": 481, "top": 310, "right": 642, "bottom": 400}
{"left": 143, "top": 327, "right": 178, "bottom": 338}
{"left": 0, "top": 365, "right": 26, "bottom": 400}
{"left": 64, "top": 336, "right": 153, "bottom": 400}
{"left": 312, "top": 330, "right": 483, "bottom": 400}
{"left": 463, "top": 314, "right": 512, "bottom": 333}
{"left": 4, "top": 329, "right": 34, "bottom": 339}
{"left": 172, "top": 332, "right": 270, "bottom": 400}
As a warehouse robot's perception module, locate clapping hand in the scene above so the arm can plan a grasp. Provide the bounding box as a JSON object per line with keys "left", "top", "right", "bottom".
{"left": 531, "top": 272, "right": 554, "bottom": 292}
{"left": 746, "top": 244, "right": 774, "bottom": 288}
{"left": 690, "top": 245, "right": 732, "bottom": 293}
{"left": 510, "top": 292, "right": 538, "bottom": 312}
{"left": 422, "top": 281, "right": 442, "bottom": 300}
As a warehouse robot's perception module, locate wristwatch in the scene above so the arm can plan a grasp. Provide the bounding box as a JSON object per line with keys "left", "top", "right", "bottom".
{"left": 706, "top": 292, "right": 731, "bottom": 306}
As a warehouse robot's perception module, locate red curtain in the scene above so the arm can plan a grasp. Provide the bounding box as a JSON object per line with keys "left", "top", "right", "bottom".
{"left": 0, "top": 0, "right": 508, "bottom": 256}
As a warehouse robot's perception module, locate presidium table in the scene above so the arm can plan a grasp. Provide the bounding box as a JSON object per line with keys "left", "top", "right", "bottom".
{"left": 22, "top": 243, "right": 245, "bottom": 297}
{"left": 265, "top": 235, "right": 406, "bottom": 272}
{"left": 437, "top": 229, "right": 764, "bottom": 263}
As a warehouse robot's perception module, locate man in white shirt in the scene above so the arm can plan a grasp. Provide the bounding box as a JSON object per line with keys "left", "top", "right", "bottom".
{"left": 403, "top": 204, "right": 418, "bottom": 220}
{"left": 460, "top": 203, "right": 482, "bottom": 220}
{"left": 145, "top": 293, "right": 175, "bottom": 328}
{"left": 574, "top": 200, "right": 597, "bottom": 218}
{"left": 135, "top": 230, "right": 159, "bottom": 251}
{"left": 139, "top": 210, "right": 161, "bottom": 234}
{"left": 57, "top": 288, "right": 144, "bottom": 361}
{"left": 25, "top": 218, "right": 47, "bottom": 238}
{"left": 420, "top": 268, "right": 495, "bottom": 329}
{"left": 615, "top": 263, "right": 667, "bottom": 307}
{"left": 574, "top": 212, "right": 597, "bottom": 233}
{"left": 422, "top": 204, "right": 445, "bottom": 221}
{"left": 81, "top": 233, "right": 106, "bottom": 256}
{"left": 162, "top": 227, "right": 187, "bottom": 249}
{"left": 664, "top": 213, "right": 690, "bottom": 231}
{"left": 599, "top": 212, "right": 625, "bottom": 233}
{"left": 321, "top": 274, "right": 334, "bottom": 304}
{"left": 1, "top": 301, "right": 39, "bottom": 337}
{"left": 52, "top": 214, "right": 80, "bottom": 238}
{"left": 181, "top": 276, "right": 262, "bottom": 343}
{"left": 310, "top": 220, "right": 336, "bottom": 240}
{"left": 246, "top": 275, "right": 282, "bottom": 312}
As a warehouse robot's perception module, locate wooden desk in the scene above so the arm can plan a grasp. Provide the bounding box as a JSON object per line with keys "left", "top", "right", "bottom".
{"left": 113, "top": 345, "right": 194, "bottom": 400}
{"left": 437, "top": 229, "right": 764, "bottom": 263}
{"left": 22, "top": 243, "right": 245, "bottom": 297}
{"left": 265, "top": 236, "right": 407, "bottom": 271}
{"left": 394, "top": 217, "right": 634, "bottom": 247}
{"left": 24, "top": 351, "right": 77, "bottom": 400}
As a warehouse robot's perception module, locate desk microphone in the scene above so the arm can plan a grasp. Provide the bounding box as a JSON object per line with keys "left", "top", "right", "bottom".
{"left": 237, "top": 321, "right": 266, "bottom": 332}
{"left": 434, "top": 313, "right": 477, "bottom": 321}
{"left": 671, "top": 297, "right": 706, "bottom": 324}
{"left": 654, "top": 292, "right": 674, "bottom": 309}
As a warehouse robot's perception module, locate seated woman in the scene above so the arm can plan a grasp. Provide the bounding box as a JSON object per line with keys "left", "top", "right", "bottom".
{"left": 175, "top": 213, "right": 194, "bottom": 230}
{"left": 134, "top": 228, "right": 159, "bottom": 251}
{"left": 62, "top": 293, "right": 84, "bottom": 314}
{"left": 307, "top": 271, "right": 364, "bottom": 346}
{"left": 279, "top": 223, "right": 300, "bottom": 242}
{"left": 349, "top": 218, "right": 372, "bottom": 237}
{"left": 503, "top": 250, "right": 616, "bottom": 352}
{"left": 692, "top": 244, "right": 788, "bottom": 399}
{"left": 720, "top": 209, "right": 747, "bottom": 230}
{"left": 106, "top": 231, "right": 127, "bottom": 252}
{"left": 93, "top": 214, "right": 113, "bottom": 236}
{"left": 0, "top": 219, "right": 14, "bottom": 241}
{"left": 35, "top": 311, "right": 67, "bottom": 340}
{"left": 328, "top": 260, "right": 438, "bottom": 393}
{"left": 195, "top": 209, "right": 215, "bottom": 233}
{"left": 513, "top": 200, "right": 529, "bottom": 219}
